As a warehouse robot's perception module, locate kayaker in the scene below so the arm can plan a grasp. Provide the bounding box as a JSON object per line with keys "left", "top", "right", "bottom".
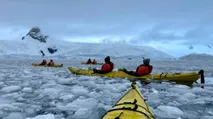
{"left": 93, "top": 56, "right": 114, "bottom": 74}
{"left": 122, "top": 58, "right": 153, "bottom": 76}
{"left": 86, "top": 59, "right": 92, "bottom": 64}
{"left": 47, "top": 59, "right": 54, "bottom": 66}
{"left": 39, "top": 60, "right": 47, "bottom": 65}
{"left": 92, "top": 59, "right": 97, "bottom": 64}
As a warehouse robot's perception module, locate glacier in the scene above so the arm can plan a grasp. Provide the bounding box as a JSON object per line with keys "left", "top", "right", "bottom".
{"left": 0, "top": 37, "right": 175, "bottom": 60}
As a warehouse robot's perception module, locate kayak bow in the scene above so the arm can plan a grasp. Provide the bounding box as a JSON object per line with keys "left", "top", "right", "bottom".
{"left": 101, "top": 82, "right": 155, "bottom": 119}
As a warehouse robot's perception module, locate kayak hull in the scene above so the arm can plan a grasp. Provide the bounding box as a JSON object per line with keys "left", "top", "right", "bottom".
{"left": 101, "top": 83, "right": 155, "bottom": 119}
{"left": 68, "top": 67, "right": 200, "bottom": 82}
{"left": 32, "top": 64, "right": 63, "bottom": 68}
{"left": 81, "top": 62, "right": 104, "bottom": 65}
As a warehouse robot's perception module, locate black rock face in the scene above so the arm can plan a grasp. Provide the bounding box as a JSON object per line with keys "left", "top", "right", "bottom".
{"left": 23, "top": 27, "right": 48, "bottom": 43}
{"left": 40, "top": 50, "right": 45, "bottom": 56}
{"left": 47, "top": 47, "right": 57, "bottom": 54}
{"left": 29, "top": 34, "right": 48, "bottom": 43}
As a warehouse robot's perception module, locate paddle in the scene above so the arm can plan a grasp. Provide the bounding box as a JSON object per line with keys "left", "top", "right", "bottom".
{"left": 199, "top": 70, "right": 205, "bottom": 89}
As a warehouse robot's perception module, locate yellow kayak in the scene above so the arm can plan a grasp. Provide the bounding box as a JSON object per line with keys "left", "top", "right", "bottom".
{"left": 32, "top": 64, "right": 63, "bottom": 68}
{"left": 68, "top": 67, "right": 201, "bottom": 83}
{"left": 81, "top": 62, "right": 104, "bottom": 65}
{"left": 101, "top": 82, "right": 155, "bottom": 119}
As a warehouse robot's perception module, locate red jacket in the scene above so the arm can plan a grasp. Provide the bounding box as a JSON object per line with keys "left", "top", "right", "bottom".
{"left": 136, "top": 65, "right": 153, "bottom": 76}
{"left": 47, "top": 61, "right": 54, "bottom": 66}
{"left": 101, "top": 62, "right": 114, "bottom": 73}
{"left": 86, "top": 60, "right": 92, "bottom": 64}
{"left": 40, "top": 61, "right": 47, "bottom": 65}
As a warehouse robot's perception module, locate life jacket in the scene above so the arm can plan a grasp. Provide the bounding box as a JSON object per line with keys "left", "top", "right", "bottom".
{"left": 87, "top": 60, "right": 92, "bottom": 64}
{"left": 101, "top": 62, "right": 114, "bottom": 73}
{"left": 40, "top": 61, "right": 47, "bottom": 65}
{"left": 109, "top": 62, "right": 114, "bottom": 71}
{"left": 92, "top": 60, "right": 97, "bottom": 64}
{"left": 47, "top": 61, "right": 54, "bottom": 66}
{"left": 136, "top": 64, "right": 153, "bottom": 76}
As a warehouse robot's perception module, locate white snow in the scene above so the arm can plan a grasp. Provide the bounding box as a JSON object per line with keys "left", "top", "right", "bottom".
{"left": 3, "top": 112, "right": 24, "bottom": 119}
{"left": 71, "top": 86, "right": 89, "bottom": 96}
{"left": 59, "top": 94, "right": 75, "bottom": 101}
{"left": 56, "top": 78, "right": 74, "bottom": 85}
{"left": 57, "top": 98, "right": 98, "bottom": 112}
{"left": 1, "top": 86, "right": 22, "bottom": 93}
{"left": 25, "top": 108, "right": 36, "bottom": 117}
{"left": 180, "top": 53, "right": 213, "bottom": 60}
{"left": 147, "top": 93, "right": 161, "bottom": 106}
{"left": 178, "top": 92, "right": 196, "bottom": 103}
{"left": 25, "top": 114, "right": 55, "bottom": 119}
{"left": 38, "top": 88, "right": 61, "bottom": 99}
{"left": 155, "top": 106, "right": 184, "bottom": 118}
{"left": 22, "top": 87, "right": 33, "bottom": 93}
{"left": 0, "top": 104, "right": 19, "bottom": 112}
{"left": 186, "top": 45, "right": 213, "bottom": 56}
{"left": 0, "top": 39, "right": 175, "bottom": 60}
{"left": 72, "top": 108, "right": 92, "bottom": 118}
{"left": 0, "top": 36, "right": 54, "bottom": 56}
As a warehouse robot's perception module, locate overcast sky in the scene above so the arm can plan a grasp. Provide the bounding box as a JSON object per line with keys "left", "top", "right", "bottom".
{"left": 1, "top": 0, "right": 213, "bottom": 56}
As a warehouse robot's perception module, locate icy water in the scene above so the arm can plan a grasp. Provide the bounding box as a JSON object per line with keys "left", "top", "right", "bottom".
{"left": 0, "top": 59, "right": 213, "bottom": 119}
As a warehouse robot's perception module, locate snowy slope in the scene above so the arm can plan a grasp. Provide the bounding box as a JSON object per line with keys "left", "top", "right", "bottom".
{"left": 0, "top": 39, "right": 175, "bottom": 60}
{"left": 180, "top": 53, "right": 213, "bottom": 60}
{"left": 186, "top": 45, "right": 213, "bottom": 55}
{"left": 57, "top": 42, "right": 176, "bottom": 60}
{"left": 0, "top": 36, "right": 56, "bottom": 56}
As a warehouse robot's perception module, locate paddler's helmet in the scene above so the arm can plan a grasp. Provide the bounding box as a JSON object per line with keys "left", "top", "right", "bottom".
{"left": 105, "top": 56, "right": 110, "bottom": 62}
{"left": 143, "top": 58, "right": 150, "bottom": 65}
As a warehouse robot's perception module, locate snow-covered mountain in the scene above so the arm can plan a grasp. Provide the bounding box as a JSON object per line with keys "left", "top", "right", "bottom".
{"left": 186, "top": 45, "right": 213, "bottom": 55}
{"left": 20, "top": 27, "right": 57, "bottom": 56}
{"left": 0, "top": 27, "right": 176, "bottom": 60}
{"left": 0, "top": 39, "right": 175, "bottom": 60}
{"left": 58, "top": 42, "right": 176, "bottom": 60}
{"left": 180, "top": 53, "right": 213, "bottom": 60}
{"left": 0, "top": 37, "right": 57, "bottom": 56}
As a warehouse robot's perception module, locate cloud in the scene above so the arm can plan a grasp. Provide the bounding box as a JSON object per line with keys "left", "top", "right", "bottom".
{"left": 100, "top": 36, "right": 128, "bottom": 44}
{"left": 129, "top": 24, "right": 213, "bottom": 45}
{"left": 1, "top": 0, "right": 213, "bottom": 45}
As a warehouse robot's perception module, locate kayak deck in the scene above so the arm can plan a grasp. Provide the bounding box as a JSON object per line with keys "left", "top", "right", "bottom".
{"left": 68, "top": 67, "right": 200, "bottom": 83}
{"left": 101, "top": 82, "right": 155, "bottom": 119}
{"left": 32, "top": 64, "right": 63, "bottom": 68}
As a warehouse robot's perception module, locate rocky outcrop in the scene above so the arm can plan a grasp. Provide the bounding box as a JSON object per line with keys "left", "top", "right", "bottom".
{"left": 47, "top": 47, "right": 57, "bottom": 54}
{"left": 22, "top": 27, "right": 48, "bottom": 43}
{"left": 40, "top": 50, "right": 45, "bottom": 57}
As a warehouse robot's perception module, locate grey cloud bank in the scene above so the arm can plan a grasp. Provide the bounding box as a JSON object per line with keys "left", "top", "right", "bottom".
{"left": 0, "top": 0, "right": 213, "bottom": 56}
